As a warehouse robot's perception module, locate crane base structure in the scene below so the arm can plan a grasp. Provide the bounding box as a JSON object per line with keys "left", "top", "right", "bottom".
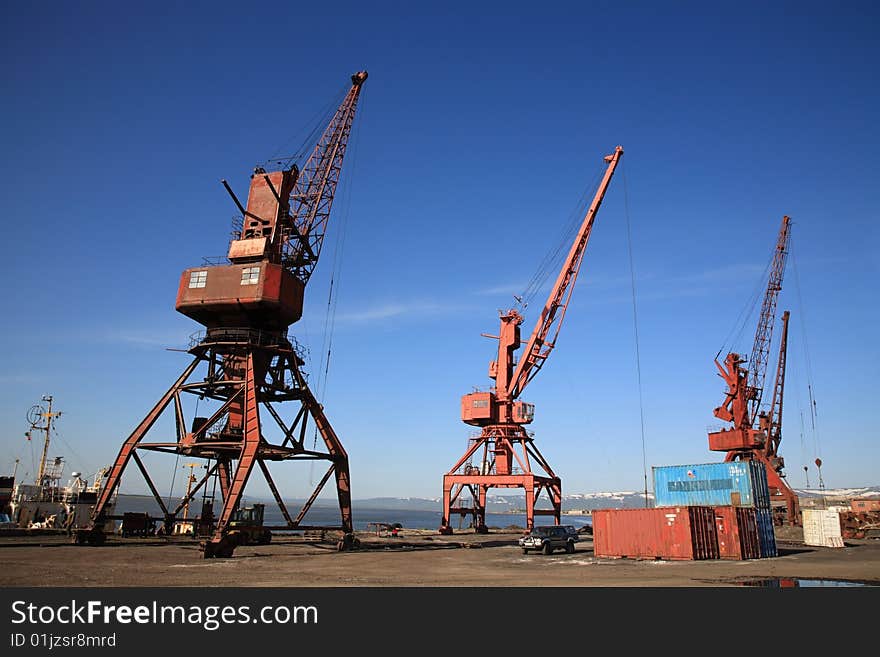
{"left": 440, "top": 425, "right": 561, "bottom": 534}
{"left": 79, "top": 329, "right": 355, "bottom": 557}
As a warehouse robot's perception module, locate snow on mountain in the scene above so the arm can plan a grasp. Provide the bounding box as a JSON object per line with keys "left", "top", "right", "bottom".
{"left": 794, "top": 487, "right": 880, "bottom": 499}
{"left": 353, "top": 486, "right": 879, "bottom": 512}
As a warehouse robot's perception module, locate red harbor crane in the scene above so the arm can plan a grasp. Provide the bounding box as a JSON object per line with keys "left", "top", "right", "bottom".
{"left": 708, "top": 215, "right": 801, "bottom": 525}
{"left": 439, "top": 146, "right": 623, "bottom": 534}
{"left": 77, "top": 71, "right": 368, "bottom": 556}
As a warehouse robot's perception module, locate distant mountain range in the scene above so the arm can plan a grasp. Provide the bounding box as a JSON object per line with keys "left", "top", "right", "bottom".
{"left": 114, "top": 486, "right": 880, "bottom": 514}
{"left": 320, "top": 486, "right": 880, "bottom": 513}
{"left": 794, "top": 486, "right": 880, "bottom": 500}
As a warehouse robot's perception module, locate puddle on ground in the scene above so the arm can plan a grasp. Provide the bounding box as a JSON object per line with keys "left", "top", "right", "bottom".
{"left": 738, "top": 577, "right": 874, "bottom": 587}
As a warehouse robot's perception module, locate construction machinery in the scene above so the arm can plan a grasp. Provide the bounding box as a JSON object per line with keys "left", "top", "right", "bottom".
{"left": 439, "top": 146, "right": 623, "bottom": 534}
{"left": 76, "top": 71, "right": 368, "bottom": 556}
{"left": 708, "top": 215, "right": 801, "bottom": 525}
{"left": 227, "top": 503, "right": 272, "bottom": 546}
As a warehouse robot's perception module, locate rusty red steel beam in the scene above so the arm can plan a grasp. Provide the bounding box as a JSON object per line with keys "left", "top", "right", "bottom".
{"left": 211, "top": 354, "right": 263, "bottom": 539}
{"left": 258, "top": 459, "right": 295, "bottom": 527}
{"left": 92, "top": 358, "right": 201, "bottom": 521}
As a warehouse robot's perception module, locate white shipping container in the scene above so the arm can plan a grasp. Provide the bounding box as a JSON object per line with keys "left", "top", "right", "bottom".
{"left": 802, "top": 508, "right": 844, "bottom": 548}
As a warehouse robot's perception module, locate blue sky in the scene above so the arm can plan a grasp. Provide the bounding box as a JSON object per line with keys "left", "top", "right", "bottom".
{"left": 1, "top": 1, "right": 877, "bottom": 502}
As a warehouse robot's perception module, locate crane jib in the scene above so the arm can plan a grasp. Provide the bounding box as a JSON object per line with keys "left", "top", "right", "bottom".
{"left": 507, "top": 146, "right": 623, "bottom": 400}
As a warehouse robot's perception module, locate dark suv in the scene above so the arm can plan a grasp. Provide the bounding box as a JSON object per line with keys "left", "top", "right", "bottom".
{"left": 518, "top": 525, "right": 579, "bottom": 555}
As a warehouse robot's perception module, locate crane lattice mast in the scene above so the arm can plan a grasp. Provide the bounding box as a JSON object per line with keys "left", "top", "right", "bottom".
{"left": 746, "top": 215, "right": 791, "bottom": 424}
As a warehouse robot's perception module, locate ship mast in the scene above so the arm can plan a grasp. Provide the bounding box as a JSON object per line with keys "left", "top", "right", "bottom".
{"left": 30, "top": 396, "right": 62, "bottom": 486}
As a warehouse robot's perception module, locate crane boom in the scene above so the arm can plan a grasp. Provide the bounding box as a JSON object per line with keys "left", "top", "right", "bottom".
{"left": 746, "top": 214, "right": 791, "bottom": 424}
{"left": 507, "top": 145, "right": 623, "bottom": 400}
{"left": 283, "top": 71, "right": 368, "bottom": 284}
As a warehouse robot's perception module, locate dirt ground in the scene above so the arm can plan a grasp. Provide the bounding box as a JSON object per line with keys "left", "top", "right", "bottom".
{"left": 1, "top": 526, "right": 878, "bottom": 587}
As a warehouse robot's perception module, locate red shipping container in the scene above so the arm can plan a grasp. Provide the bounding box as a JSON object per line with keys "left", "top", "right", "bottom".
{"left": 714, "top": 506, "right": 761, "bottom": 560}
{"left": 592, "top": 507, "right": 719, "bottom": 560}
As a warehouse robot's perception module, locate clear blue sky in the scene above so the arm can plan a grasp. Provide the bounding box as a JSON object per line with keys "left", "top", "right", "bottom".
{"left": 2, "top": 1, "right": 877, "bottom": 502}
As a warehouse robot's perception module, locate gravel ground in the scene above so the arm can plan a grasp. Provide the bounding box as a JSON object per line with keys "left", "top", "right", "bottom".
{"left": 1, "top": 528, "right": 878, "bottom": 587}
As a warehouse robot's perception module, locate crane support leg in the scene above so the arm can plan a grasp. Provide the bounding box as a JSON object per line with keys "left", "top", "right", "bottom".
{"left": 77, "top": 334, "right": 357, "bottom": 555}
{"left": 440, "top": 425, "right": 562, "bottom": 533}
{"left": 75, "top": 358, "right": 202, "bottom": 546}
{"left": 290, "top": 364, "right": 354, "bottom": 546}
{"left": 765, "top": 461, "right": 801, "bottom": 526}
{"left": 203, "top": 354, "right": 262, "bottom": 558}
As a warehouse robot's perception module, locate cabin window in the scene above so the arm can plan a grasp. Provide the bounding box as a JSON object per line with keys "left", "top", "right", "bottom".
{"left": 240, "top": 267, "right": 260, "bottom": 285}
{"left": 188, "top": 271, "right": 208, "bottom": 289}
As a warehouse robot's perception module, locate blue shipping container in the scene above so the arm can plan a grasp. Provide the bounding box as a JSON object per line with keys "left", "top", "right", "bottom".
{"left": 755, "top": 507, "right": 778, "bottom": 558}
{"left": 652, "top": 461, "right": 771, "bottom": 509}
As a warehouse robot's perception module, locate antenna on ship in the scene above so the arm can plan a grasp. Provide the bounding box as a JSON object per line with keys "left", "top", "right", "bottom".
{"left": 27, "top": 395, "right": 62, "bottom": 486}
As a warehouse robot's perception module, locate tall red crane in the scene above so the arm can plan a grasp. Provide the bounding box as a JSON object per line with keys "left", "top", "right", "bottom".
{"left": 439, "top": 146, "right": 623, "bottom": 534}
{"left": 78, "top": 71, "right": 368, "bottom": 556}
{"left": 708, "top": 215, "right": 801, "bottom": 525}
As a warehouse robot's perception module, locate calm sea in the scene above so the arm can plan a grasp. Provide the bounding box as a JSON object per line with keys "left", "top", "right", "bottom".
{"left": 112, "top": 496, "right": 591, "bottom": 531}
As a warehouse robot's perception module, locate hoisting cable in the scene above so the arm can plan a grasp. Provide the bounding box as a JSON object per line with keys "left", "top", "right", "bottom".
{"left": 715, "top": 244, "right": 774, "bottom": 362}
{"left": 308, "top": 90, "right": 365, "bottom": 482}
{"left": 622, "top": 163, "right": 650, "bottom": 508}
{"left": 167, "top": 396, "right": 198, "bottom": 509}
{"left": 790, "top": 349, "right": 811, "bottom": 483}
{"left": 791, "top": 247, "right": 821, "bottom": 459}
{"left": 54, "top": 429, "right": 98, "bottom": 484}
{"left": 263, "top": 85, "right": 348, "bottom": 171}
{"left": 519, "top": 166, "right": 602, "bottom": 309}
{"left": 261, "top": 87, "right": 348, "bottom": 379}
{"left": 166, "top": 449, "right": 181, "bottom": 511}
{"left": 519, "top": 163, "right": 605, "bottom": 311}
{"left": 319, "top": 89, "right": 365, "bottom": 403}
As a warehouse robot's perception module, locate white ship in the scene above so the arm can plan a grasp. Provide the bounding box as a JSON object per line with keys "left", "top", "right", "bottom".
{"left": 8, "top": 461, "right": 114, "bottom": 530}
{"left": 2, "top": 396, "right": 114, "bottom": 532}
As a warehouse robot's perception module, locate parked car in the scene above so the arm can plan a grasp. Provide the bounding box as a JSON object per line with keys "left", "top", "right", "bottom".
{"left": 518, "top": 525, "right": 579, "bottom": 555}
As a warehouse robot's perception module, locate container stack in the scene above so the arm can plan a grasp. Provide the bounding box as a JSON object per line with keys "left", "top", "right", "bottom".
{"left": 592, "top": 506, "right": 719, "bottom": 560}
{"left": 653, "top": 461, "right": 777, "bottom": 558}
{"left": 592, "top": 461, "right": 778, "bottom": 560}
